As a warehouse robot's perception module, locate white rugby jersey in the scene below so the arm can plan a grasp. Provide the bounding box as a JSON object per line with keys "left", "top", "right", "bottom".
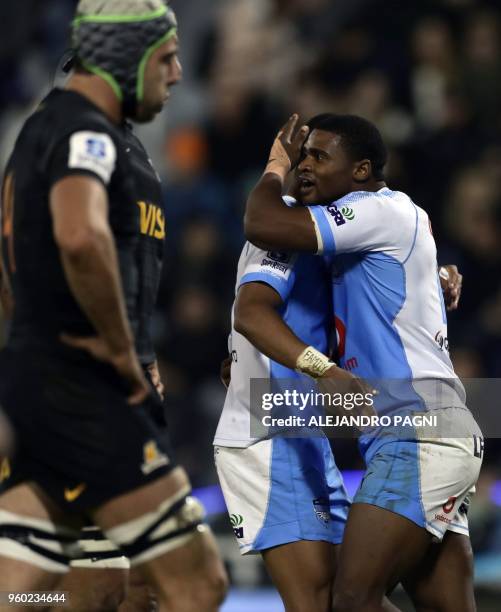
{"left": 307, "top": 187, "right": 466, "bottom": 430}
{"left": 213, "top": 239, "right": 332, "bottom": 448}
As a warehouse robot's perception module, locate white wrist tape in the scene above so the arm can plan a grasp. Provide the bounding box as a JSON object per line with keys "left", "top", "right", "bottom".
{"left": 296, "top": 346, "right": 333, "bottom": 378}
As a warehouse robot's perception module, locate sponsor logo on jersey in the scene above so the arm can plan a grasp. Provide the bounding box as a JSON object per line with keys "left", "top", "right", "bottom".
{"left": 261, "top": 258, "right": 289, "bottom": 273}
{"left": 434, "top": 330, "right": 449, "bottom": 352}
{"left": 137, "top": 201, "right": 165, "bottom": 240}
{"left": 344, "top": 356, "right": 358, "bottom": 371}
{"left": 64, "top": 482, "right": 86, "bottom": 503}
{"left": 86, "top": 137, "right": 106, "bottom": 159}
{"left": 68, "top": 131, "right": 116, "bottom": 184}
{"left": 327, "top": 204, "right": 346, "bottom": 226}
{"left": 341, "top": 206, "right": 355, "bottom": 220}
{"left": 313, "top": 497, "right": 330, "bottom": 524}
{"left": 434, "top": 513, "right": 452, "bottom": 525}
{"left": 230, "top": 513, "right": 244, "bottom": 538}
{"left": 141, "top": 440, "right": 169, "bottom": 475}
{"left": 266, "top": 251, "right": 291, "bottom": 264}
{"left": 326, "top": 204, "right": 355, "bottom": 226}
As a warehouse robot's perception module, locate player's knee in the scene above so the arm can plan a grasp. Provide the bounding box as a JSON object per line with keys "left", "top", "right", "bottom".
{"left": 281, "top": 582, "right": 332, "bottom": 612}
{"left": 164, "top": 562, "right": 228, "bottom": 612}
{"left": 87, "top": 586, "right": 126, "bottom": 612}
{"left": 196, "top": 558, "right": 229, "bottom": 607}
{"left": 58, "top": 568, "right": 128, "bottom": 612}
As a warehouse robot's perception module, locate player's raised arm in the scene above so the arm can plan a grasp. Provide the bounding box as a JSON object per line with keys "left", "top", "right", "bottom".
{"left": 51, "top": 174, "right": 148, "bottom": 404}
{"left": 244, "top": 115, "right": 319, "bottom": 252}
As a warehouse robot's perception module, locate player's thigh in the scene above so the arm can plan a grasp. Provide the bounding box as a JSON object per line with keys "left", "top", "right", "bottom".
{"left": 92, "top": 466, "right": 190, "bottom": 527}
{"left": 91, "top": 468, "right": 227, "bottom": 604}
{"left": 333, "top": 503, "right": 432, "bottom": 606}
{"left": 402, "top": 531, "right": 475, "bottom": 612}
{"left": 262, "top": 540, "right": 338, "bottom": 612}
{"left": 134, "top": 524, "right": 226, "bottom": 601}
{"left": 0, "top": 482, "right": 79, "bottom": 595}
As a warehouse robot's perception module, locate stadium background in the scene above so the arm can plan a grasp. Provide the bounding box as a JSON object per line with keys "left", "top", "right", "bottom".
{"left": 0, "top": 0, "right": 500, "bottom": 609}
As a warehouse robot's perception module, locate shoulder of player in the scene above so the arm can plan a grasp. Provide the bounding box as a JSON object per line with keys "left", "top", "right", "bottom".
{"left": 42, "top": 90, "right": 124, "bottom": 148}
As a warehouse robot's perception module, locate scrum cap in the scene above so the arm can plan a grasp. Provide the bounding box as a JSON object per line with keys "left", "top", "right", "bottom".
{"left": 72, "top": 0, "right": 177, "bottom": 116}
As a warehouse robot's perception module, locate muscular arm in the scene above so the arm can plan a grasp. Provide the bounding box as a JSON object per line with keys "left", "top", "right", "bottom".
{"left": 244, "top": 173, "right": 318, "bottom": 252}
{"left": 50, "top": 175, "right": 134, "bottom": 354}
{"left": 234, "top": 281, "right": 309, "bottom": 369}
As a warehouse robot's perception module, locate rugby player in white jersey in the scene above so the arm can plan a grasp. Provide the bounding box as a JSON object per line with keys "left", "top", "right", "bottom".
{"left": 243, "top": 113, "right": 483, "bottom": 612}
{"left": 214, "top": 196, "right": 353, "bottom": 611}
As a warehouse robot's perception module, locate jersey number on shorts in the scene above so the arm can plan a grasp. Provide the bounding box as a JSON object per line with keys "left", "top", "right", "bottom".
{"left": 473, "top": 435, "right": 484, "bottom": 459}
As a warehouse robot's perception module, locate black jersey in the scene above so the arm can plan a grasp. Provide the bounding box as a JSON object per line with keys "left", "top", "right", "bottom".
{"left": 0, "top": 89, "right": 139, "bottom": 356}
{"left": 123, "top": 124, "right": 165, "bottom": 366}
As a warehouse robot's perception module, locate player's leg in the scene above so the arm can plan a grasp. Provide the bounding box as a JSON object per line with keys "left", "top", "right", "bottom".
{"left": 52, "top": 527, "right": 132, "bottom": 612}
{"left": 53, "top": 567, "right": 128, "bottom": 612}
{"left": 92, "top": 466, "right": 228, "bottom": 612}
{"left": 0, "top": 482, "right": 80, "bottom": 608}
{"left": 402, "top": 531, "right": 475, "bottom": 612}
{"left": 215, "top": 436, "right": 349, "bottom": 611}
{"left": 118, "top": 567, "right": 157, "bottom": 612}
{"left": 332, "top": 502, "right": 432, "bottom": 611}
{"left": 263, "top": 540, "right": 337, "bottom": 612}
{"left": 332, "top": 431, "right": 482, "bottom": 612}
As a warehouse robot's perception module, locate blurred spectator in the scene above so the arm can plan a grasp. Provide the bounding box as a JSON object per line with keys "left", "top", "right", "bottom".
{"left": 410, "top": 16, "right": 459, "bottom": 131}
{"left": 461, "top": 9, "right": 501, "bottom": 132}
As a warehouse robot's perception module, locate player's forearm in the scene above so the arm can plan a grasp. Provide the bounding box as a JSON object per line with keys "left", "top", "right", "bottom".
{"left": 234, "top": 301, "right": 307, "bottom": 370}
{"left": 245, "top": 173, "right": 318, "bottom": 251}
{"left": 60, "top": 228, "right": 134, "bottom": 353}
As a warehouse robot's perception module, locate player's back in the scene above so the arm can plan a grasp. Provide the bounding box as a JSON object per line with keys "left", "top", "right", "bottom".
{"left": 1, "top": 89, "right": 138, "bottom": 355}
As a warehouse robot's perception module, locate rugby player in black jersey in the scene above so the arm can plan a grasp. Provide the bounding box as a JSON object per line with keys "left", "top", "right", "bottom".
{"left": 56, "top": 125, "right": 173, "bottom": 611}
{"left": 0, "top": 2, "right": 227, "bottom": 610}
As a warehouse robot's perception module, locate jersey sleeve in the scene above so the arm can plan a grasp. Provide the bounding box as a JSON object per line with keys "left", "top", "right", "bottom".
{"left": 47, "top": 130, "right": 117, "bottom": 188}
{"left": 307, "top": 192, "right": 412, "bottom": 258}
{"left": 238, "top": 243, "right": 298, "bottom": 302}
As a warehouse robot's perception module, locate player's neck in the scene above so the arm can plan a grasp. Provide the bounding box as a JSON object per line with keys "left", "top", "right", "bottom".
{"left": 65, "top": 74, "right": 123, "bottom": 125}
{"left": 351, "top": 180, "right": 386, "bottom": 193}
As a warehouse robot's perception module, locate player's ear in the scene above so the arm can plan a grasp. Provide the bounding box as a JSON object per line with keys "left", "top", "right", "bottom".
{"left": 353, "top": 159, "right": 371, "bottom": 183}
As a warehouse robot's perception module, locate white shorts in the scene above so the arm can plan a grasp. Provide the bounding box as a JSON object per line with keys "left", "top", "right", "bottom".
{"left": 215, "top": 435, "right": 350, "bottom": 555}
{"left": 354, "top": 431, "right": 483, "bottom": 540}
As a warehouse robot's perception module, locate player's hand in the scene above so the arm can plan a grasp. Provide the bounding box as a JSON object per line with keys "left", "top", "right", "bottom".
{"left": 220, "top": 356, "right": 232, "bottom": 388}
{"left": 60, "top": 334, "right": 150, "bottom": 405}
{"left": 146, "top": 360, "right": 165, "bottom": 400}
{"left": 439, "top": 265, "right": 462, "bottom": 311}
{"left": 266, "top": 114, "right": 309, "bottom": 178}
{"left": 318, "top": 364, "right": 377, "bottom": 418}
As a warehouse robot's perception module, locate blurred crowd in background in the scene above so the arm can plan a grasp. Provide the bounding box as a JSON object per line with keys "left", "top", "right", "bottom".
{"left": 1, "top": 0, "right": 501, "bottom": 564}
